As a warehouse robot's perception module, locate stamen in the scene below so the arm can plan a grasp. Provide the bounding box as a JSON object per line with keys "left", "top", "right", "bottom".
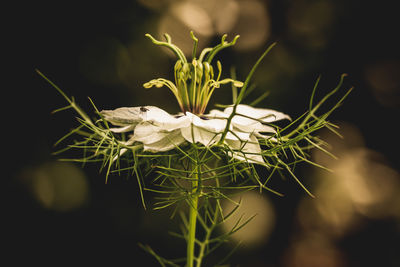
{"left": 145, "top": 32, "right": 244, "bottom": 115}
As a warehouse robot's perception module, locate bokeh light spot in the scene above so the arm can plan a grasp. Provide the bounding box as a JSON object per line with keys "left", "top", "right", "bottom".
{"left": 21, "top": 161, "right": 90, "bottom": 212}
{"left": 192, "top": 0, "right": 240, "bottom": 35}
{"left": 339, "top": 149, "right": 400, "bottom": 219}
{"left": 171, "top": 2, "right": 213, "bottom": 37}
{"left": 298, "top": 122, "right": 400, "bottom": 238}
{"left": 283, "top": 233, "right": 346, "bottom": 267}
{"left": 222, "top": 191, "right": 275, "bottom": 246}
{"left": 231, "top": 0, "right": 270, "bottom": 51}
{"left": 158, "top": 1, "right": 213, "bottom": 57}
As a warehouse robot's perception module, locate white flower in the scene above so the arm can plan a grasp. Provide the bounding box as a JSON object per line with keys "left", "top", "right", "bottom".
{"left": 100, "top": 104, "right": 290, "bottom": 165}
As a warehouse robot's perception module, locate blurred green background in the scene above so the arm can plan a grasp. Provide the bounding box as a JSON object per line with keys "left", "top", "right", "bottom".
{"left": 6, "top": 0, "right": 400, "bottom": 266}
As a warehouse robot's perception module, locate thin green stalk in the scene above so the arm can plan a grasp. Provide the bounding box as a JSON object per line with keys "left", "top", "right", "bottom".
{"left": 196, "top": 178, "right": 221, "bottom": 267}
{"left": 187, "top": 147, "right": 201, "bottom": 267}
{"left": 218, "top": 42, "right": 276, "bottom": 145}
{"left": 187, "top": 173, "right": 199, "bottom": 267}
{"left": 36, "top": 70, "right": 93, "bottom": 126}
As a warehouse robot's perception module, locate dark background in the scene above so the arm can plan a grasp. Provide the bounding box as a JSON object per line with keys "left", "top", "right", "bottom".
{"left": 5, "top": 0, "right": 400, "bottom": 266}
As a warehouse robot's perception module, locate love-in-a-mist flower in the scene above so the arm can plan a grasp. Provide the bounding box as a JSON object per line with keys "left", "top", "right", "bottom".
{"left": 42, "top": 30, "right": 351, "bottom": 267}
{"left": 100, "top": 33, "right": 291, "bottom": 165}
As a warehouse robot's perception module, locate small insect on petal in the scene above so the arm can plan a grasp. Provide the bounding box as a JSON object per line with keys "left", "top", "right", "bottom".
{"left": 140, "top": 106, "right": 149, "bottom": 112}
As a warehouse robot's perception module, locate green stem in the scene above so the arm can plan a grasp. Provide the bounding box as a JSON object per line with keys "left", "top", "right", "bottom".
{"left": 187, "top": 178, "right": 199, "bottom": 267}
{"left": 187, "top": 153, "right": 202, "bottom": 267}
{"left": 217, "top": 42, "right": 276, "bottom": 145}
{"left": 196, "top": 178, "right": 221, "bottom": 267}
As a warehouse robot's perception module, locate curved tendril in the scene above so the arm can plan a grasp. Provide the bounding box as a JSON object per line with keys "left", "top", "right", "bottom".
{"left": 143, "top": 78, "right": 185, "bottom": 111}
{"left": 204, "top": 79, "right": 243, "bottom": 111}
{"left": 145, "top": 33, "right": 187, "bottom": 63}
{"left": 190, "top": 31, "right": 199, "bottom": 59}
{"left": 198, "top": 47, "right": 213, "bottom": 62}
{"left": 205, "top": 35, "right": 240, "bottom": 63}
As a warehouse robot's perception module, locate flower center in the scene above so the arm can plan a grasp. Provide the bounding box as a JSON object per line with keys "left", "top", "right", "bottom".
{"left": 143, "top": 32, "right": 243, "bottom": 115}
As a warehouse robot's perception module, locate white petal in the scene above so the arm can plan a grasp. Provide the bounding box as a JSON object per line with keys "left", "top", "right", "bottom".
{"left": 231, "top": 116, "right": 276, "bottom": 134}
{"left": 109, "top": 125, "right": 135, "bottom": 133}
{"left": 257, "top": 124, "right": 276, "bottom": 133}
{"left": 225, "top": 131, "right": 251, "bottom": 142}
{"left": 133, "top": 121, "right": 186, "bottom": 152}
{"left": 101, "top": 106, "right": 192, "bottom": 152}
{"left": 100, "top": 105, "right": 179, "bottom": 126}
{"left": 157, "top": 115, "right": 191, "bottom": 131}
{"left": 190, "top": 112, "right": 227, "bottom": 132}
{"left": 181, "top": 125, "right": 222, "bottom": 146}
{"left": 134, "top": 106, "right": 191, "bottom": 131}
{"left": 224, "top": 133, "right": 265, "bottom": 165}
{"left": 207, "top": 109, "right": 229, "bottom": 119}
{"left": 224, "top": 104, "right": 291, "bottom": 123}
{"left": 180, "top": 112, "right": 227, "bottom": 146}
{"left": 206, "top": 105, "right": 276, "bottom": 133}
{"left": 100, "top": 107, "right": 144, "bottom": 126}
{"left": 144, "top": 106, "right": 176, "bottom": 123}
{"left": 133, "top": 122, "right": 167, "bottom": 144}
{"left": 142, "top": 130, "right": 186, "bottom": 152}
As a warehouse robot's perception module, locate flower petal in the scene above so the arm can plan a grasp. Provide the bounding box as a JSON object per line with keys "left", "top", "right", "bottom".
{"left": 207, "top": 109, "right": 229, "bottom": 119}
{"left": 224, "top": 133, "right": 265, "bottom": 165}
{"left": 144, "top": 107, "right": 180, "bottom": 125}
{"left": 142, "top": 130, "right": 186, "bottom": 152}
{"left": 180, "top": 112, "right": 227, "bottom": 146}
{"left": 133, "top": 122, "right": 165, "bottom": 144}
{"left": 109, "top": 125, "right": 136, "bottom": 133}
{"left": 100, "top": 106, "right": 182, "bottom": 126}
{"left": 181, "top": 126, "right": 221, "bottom": 146}
{"left": 231, "top": 115, "right": 276, "bottom": 134}
{"left": 224, "top": 104, "right": 291, "bottom": 123}
{"left": 225, "top": 131, "right": 251, "bottom": 142}
{"left": 154, "top": 114, "right": 191, "bottom": 131}
{"left": 134, "top": 122, "right": 185, "bottom": 152}
{"left": 208, "top": 107, "right": 276, "bottom": 135}
{"left": 100, "top": 107, "right": 144, "bottom": 126}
